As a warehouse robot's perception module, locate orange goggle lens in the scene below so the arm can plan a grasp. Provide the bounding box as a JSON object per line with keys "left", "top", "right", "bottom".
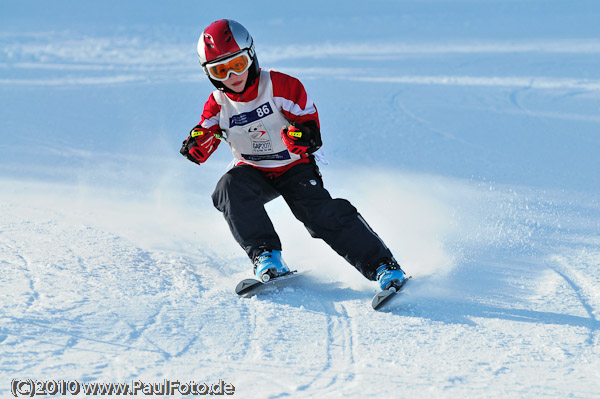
{"left": 206, "top": 53, "right": 251, "bottom": 81}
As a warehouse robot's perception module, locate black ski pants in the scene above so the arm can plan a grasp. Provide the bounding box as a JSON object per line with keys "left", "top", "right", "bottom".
{"left": 211, "top": 161, "right": 393, "bottom": 280}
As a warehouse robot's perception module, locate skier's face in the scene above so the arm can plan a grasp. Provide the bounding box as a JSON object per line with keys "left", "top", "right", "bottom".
{"left": 222, "top": 70, "right": 249, "bottom": 93}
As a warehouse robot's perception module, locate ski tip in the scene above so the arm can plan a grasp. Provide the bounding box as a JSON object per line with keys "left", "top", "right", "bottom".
{"left": 371, "top": 276, "right": 412, "bottom": 310}
{"left": 235, "top": 270, "right": 306, "bottom": 296}
{"left": 235, "top": 278, "right": 262, "bottom": 295}
{"left": 371, "top": 289, "right": 395, "bottom": 310}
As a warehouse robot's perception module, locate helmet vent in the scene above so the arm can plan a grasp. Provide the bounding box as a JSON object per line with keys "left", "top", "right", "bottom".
{"left": 204, "top": 33, "right": 215, "bottom": 48}
{"left": 224, "top": 28, "right": 233, "bottom": 42}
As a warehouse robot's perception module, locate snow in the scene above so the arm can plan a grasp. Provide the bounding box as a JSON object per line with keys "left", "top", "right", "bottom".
{"left": 1, "top": 1, "right": 600, "bottom": 398}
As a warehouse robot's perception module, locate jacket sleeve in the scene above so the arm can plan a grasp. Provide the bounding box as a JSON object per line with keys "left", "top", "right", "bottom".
{"left": 270, "top": 70, "right": 322, "bottom": 152}
{"left": 270, "top": 70, "right": 320, "bottom": 128}
{"left": 199, "top": 92, "right": 222, "bottom": 130}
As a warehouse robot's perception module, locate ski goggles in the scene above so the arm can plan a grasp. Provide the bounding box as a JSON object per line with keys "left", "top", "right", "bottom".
{"left": 205, "top": 50, "right": 253, "bottom": 81}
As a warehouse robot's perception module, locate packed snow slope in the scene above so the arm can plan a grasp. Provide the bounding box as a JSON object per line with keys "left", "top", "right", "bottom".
{"left": 1, "top": 1, "right": 600, "bottom": 398}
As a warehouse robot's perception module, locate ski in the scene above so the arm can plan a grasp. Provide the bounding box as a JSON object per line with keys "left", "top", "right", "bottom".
{"left": 371, "top": 276, "right": 411, "bottom": 310}
{"left": 235, "top": 270, "right": 305, "bottom": 296}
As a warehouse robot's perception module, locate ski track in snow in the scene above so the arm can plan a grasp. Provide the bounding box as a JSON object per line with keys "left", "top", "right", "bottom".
{"left": 548, "top": 255, "right": 600, "bottom": 346}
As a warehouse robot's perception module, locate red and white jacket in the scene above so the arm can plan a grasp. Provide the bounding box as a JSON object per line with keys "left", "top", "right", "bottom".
{"left": 199, "top": 69, "right": 321, "bottom": 178}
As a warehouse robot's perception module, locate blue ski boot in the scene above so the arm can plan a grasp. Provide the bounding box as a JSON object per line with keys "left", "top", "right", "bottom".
{"left": 376, "top": 259, "right": 407, "bottom": 291}
{"left": 254, "top": 250, "right": 290, "bottom": 282}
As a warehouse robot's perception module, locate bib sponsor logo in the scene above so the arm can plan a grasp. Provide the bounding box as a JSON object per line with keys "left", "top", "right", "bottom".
{"left": 241, "top": 150, "right": 291, "bottom": 162}
{"left": 252, "top": 141, "right": 273, "bottom": 153}
{"left": 246, "top": 121, "right": 273, "bottom": 153}
{"left": 247, "top": 121, "right": 270, "bottom": 141}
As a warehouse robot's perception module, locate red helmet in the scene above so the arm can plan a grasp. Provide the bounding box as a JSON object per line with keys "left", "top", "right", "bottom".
{"left": 197, "top": 19, "right": 260, "bottom": 92}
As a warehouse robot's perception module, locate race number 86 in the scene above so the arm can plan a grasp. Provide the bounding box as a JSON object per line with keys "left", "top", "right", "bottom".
{"left": 256, "top": 104, "right": 271, "bottom": 117}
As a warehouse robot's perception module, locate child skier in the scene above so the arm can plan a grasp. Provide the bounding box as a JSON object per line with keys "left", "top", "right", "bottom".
{"left": 180, "top": 19, "right": 406, "bottom": 291}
